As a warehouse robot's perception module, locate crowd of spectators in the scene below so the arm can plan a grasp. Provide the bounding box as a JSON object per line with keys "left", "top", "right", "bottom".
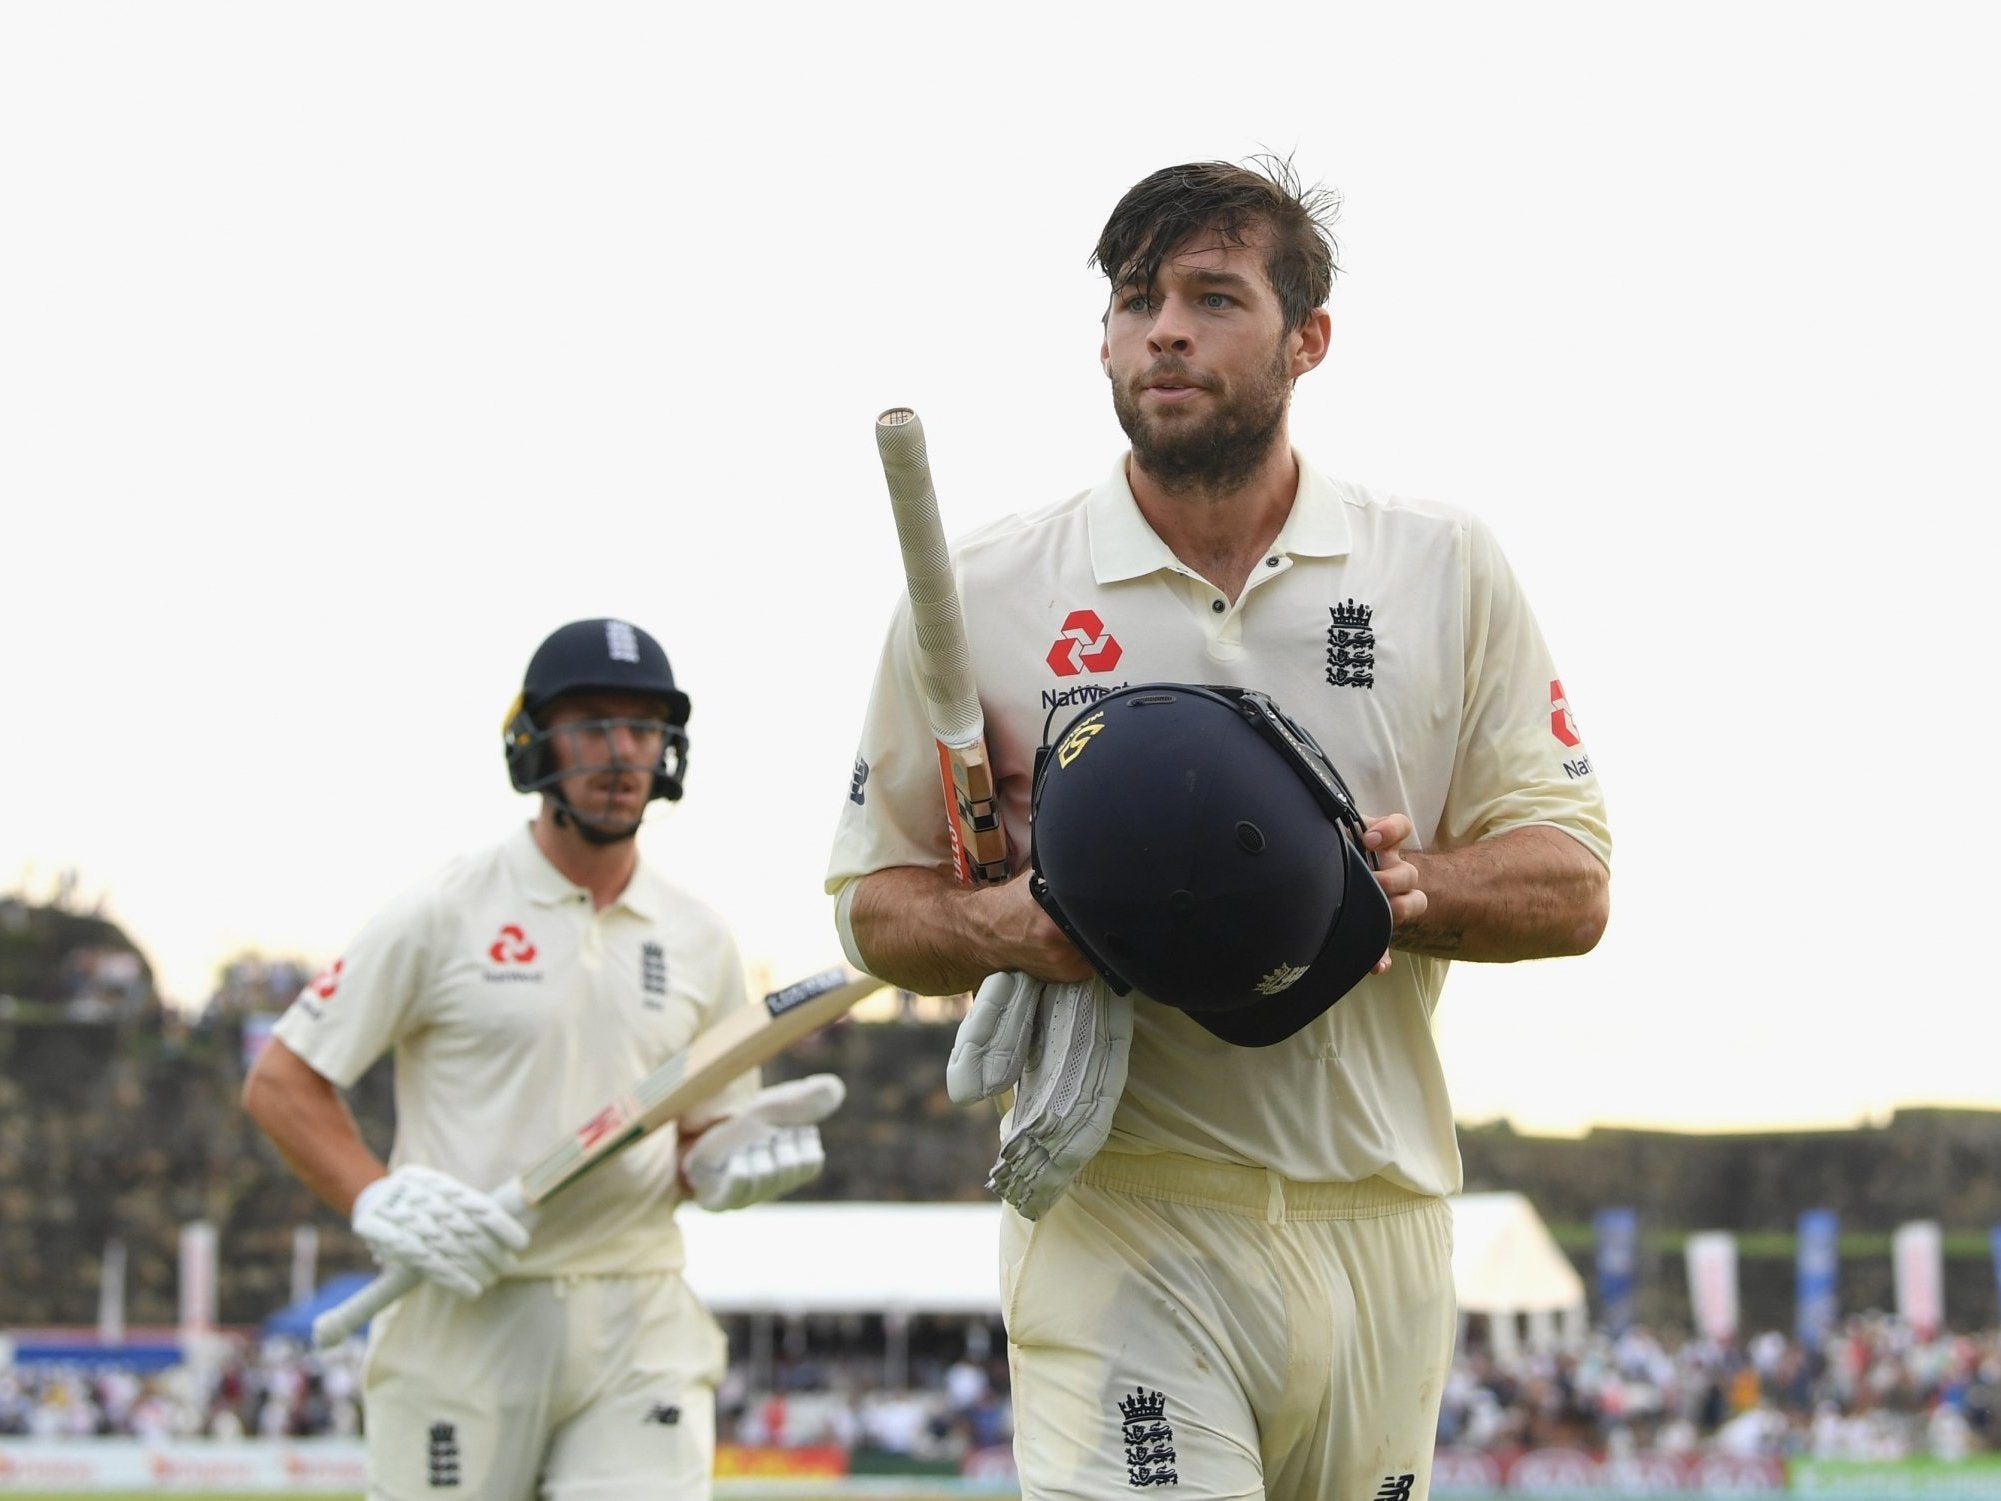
{"left": 4, "top": 1314, "right": 1996, "bottom": 1468}
{"left": 1437, "top": 1313, "right": 2000, "bottom": 1462}
{"left": 0, "top": 1338, "right": 362, "bottom": 1441}
{"left": 716, "top": 1347, "right": 1014, "bottom": 1463}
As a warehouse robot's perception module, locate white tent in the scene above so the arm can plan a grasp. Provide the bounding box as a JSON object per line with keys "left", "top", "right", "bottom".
{"left": 679, "top": 1203, "right": 1003, "bottom": 1387}
{"left": 680, "top": 1191, "right": 1585, "bottom": 1353}
{"left": 1448, "top": 1191, "right": 1588, "bottom": 1355}
{"left": 680, "top": 1202, "right": 1001, "bottom": 1316}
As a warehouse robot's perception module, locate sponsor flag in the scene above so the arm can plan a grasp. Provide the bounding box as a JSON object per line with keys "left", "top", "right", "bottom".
{"left": 1594, "top": 1207, "right": 1639, "bottom": 1335}
{"left": 1685, "top": 1231, "right": 1738, "bottom": 1343}
{"left": 1892, "top": 1220, "right": 1943, "bottom": 1339}
{"left": 291, "top": 1225, "right": 320, "bottom": 1308}
{"left": 178, "top": 1220, "right": 217, "bottom": 1335}
{"left": 1795, "top": 1209, "right": 1838, "bottom": 1349}
{"left": 1992, "top": 1225, "right": 2001, "bottom": 1323}
{"left": 97, "top": 1237, "right": 126, "bottom": 1344}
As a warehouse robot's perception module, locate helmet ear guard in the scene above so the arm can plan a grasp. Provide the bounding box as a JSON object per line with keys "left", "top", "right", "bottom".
{"left": 650, "top": 733, "right": 688, "bottom": 803}
{"left": 503, "top": 693, "right": 543, "bottom": 795}
{"left": 1027, "top": 683, "right": 1391, "bottom": 1048}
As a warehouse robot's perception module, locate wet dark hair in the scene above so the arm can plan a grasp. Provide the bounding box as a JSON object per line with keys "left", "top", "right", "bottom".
{"left": 1089, "top": 154, "right": 1341, "bottom": 331}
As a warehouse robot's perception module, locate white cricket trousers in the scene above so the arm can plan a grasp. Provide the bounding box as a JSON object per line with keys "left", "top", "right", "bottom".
{"left": 361, "top": 1270, "right": 726, "bottom": 1500}
{"left": 1002, "top": 1151, "right": 1456, "bottom": 1501}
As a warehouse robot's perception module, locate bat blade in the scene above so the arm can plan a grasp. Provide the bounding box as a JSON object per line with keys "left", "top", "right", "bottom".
{"left": 875, "top": 407, "right": 1010, "bottom": 887}
{"left": 311, "top": 966, "right": 883, "bottom": 1348}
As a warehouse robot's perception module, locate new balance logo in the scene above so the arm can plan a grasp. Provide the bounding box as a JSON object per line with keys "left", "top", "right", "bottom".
{"left": 1374, "top": 1473, "right": 1414, "bottom": 1501}
{"left": 428, "top": 1421, "right": 461, "bottom": 1487}
{"left": 644, "top": 1403, "right": 682, "bottom": 1425}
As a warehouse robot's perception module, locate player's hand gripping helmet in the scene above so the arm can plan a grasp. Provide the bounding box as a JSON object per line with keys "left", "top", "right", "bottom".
{"left": 1028, "top": 683, "right": 1392, "bottom": 1047}
{"left": 503, "top": 619, "right": 691, "bottom": 835}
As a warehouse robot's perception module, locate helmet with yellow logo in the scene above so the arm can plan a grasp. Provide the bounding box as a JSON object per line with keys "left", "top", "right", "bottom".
{"left": 1027, "top": 683, "right": 1390, "bottom": 1047}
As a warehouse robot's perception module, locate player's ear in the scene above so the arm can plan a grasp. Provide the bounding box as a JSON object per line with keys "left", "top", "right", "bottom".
{"left": 1100, "top": 337, "right": 1112, "bottom": 379}
{"left": 1289, "top": 308, "right": 1331, "bottom": 379}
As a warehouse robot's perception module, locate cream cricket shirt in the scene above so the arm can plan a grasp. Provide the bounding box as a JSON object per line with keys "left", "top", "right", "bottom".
{"left": 274, "top": 825, "right": 755, "bottom": 1277}
{"left": 829, "top": 452, "right": 1611, "bottom": 1196}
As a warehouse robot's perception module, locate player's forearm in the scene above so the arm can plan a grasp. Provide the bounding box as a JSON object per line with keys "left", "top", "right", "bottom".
{"left": 849, "top": 863, "right": 1104, "bottom": 996}
{"left": 241, "top": 1037, "right": 386, "bottom": 1215}
{"left": 847, "top": 867, "right": 1007, "bottom": 996}
{"left": 1397, "top": 825, "right": 1609, "bottom": 962}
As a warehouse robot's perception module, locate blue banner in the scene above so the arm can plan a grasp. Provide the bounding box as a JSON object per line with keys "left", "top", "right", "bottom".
{"left": 1594, "top": 1207, "right": 1639, "bottom": 1336}
{"left": 1991, "top": 1225, "right": 2001, "bottom": 1322}
{"left": 1797, "top": 1208, "right": 1839, "bottom": 1349}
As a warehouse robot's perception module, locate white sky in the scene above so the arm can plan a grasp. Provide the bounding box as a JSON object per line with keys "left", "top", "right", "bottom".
{"left": 4, "top": 3, "right": 1995, "bottom": 1137}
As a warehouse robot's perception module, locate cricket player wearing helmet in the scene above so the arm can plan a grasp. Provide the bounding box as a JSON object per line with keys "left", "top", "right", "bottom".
{"left": 245, "top": 618, "right": 843, "bottom": 1500}
{"left": 828, "top": 158, "right": 1611, "bottom": 1499}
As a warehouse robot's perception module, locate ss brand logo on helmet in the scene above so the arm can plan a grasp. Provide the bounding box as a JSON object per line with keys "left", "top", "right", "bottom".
{"left": 1056, "top": 712, "right": 1107, "bottom": 768}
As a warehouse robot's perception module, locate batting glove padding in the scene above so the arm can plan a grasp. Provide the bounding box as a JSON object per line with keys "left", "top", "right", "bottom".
{"left": 680, "top": 1074, "right": 846, "bottom": 1213}
{"left": 983, "top": 976, "right": 1132, "bottom": 1221}
{"left": 350, "top": 1165, "right": 534, "bottom": 1300}
{"left": 946, "top": 970, "right": 1042, "bottom": 1105}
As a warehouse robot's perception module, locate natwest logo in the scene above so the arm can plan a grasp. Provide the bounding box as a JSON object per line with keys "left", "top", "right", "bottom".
{"left": 1549, "top": 679, "right": 1581, "bottom": 748}
{"left": 1046, "top": 610, "right": 1122, "bottom": 677}
{"left": 488, "top": 924, "right": 538, "bottom": 964}
{"left": 309, "top": 958, "right": 345, "bottom": 1001}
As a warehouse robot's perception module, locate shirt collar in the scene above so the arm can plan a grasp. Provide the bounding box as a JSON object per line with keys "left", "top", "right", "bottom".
{"left": 1086, "top": 448, "right": 1354, "bottom": 583}
{"left": 506, "top": 822, "right": 659, "bottom": 919}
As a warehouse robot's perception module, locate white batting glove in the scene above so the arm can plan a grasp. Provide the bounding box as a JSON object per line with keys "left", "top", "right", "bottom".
{"left": 351, "top": 1165, "right": 534, "bottom": 1300}
{"left": 985, "top": 977, "right": 1132, "bottom": 1221}
{"left": 946, "top": 971, "right": 1042, "bottom": 1105}
{"left": 680, "top": 1074, "right": 846, "bottom": 1213}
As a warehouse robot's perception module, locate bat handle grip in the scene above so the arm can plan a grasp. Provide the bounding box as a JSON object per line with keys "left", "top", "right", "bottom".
{"left": 311, "top": 1265, "right": 417, "bottom": 1348}
{"left": 310, "top": 1178, "right": 533, "bottom": 1349}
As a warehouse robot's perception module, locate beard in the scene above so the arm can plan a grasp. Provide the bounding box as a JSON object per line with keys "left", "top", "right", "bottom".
{"left": 552, "top": 767, "right": 649, "bottom": 843}
{"left": 1111, "top": 339, "right": 1293, "bottom": 494}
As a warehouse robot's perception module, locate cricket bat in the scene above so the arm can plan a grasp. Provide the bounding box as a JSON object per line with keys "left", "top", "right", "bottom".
{"left": 311, "top": 965, "right": 884, "bottom": 1348}
{"left": 874, "top": 408, "right": 1011, "bottom": 887}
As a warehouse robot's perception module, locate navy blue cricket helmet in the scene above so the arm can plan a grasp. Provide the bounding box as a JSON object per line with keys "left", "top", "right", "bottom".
{"left": 503, "top": 618, "right": 691, "bottom": 803}
{"left": 1028, "top": 683, "right": 1392, "bottom": 1047}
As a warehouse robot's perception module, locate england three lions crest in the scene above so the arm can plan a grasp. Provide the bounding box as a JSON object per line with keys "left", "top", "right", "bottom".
{"left": 1116, "top": 1386, "right": 1178, "bottom": 1487}
{"left": 1326, "top": 599, "right": 1376, "bottom": 690}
